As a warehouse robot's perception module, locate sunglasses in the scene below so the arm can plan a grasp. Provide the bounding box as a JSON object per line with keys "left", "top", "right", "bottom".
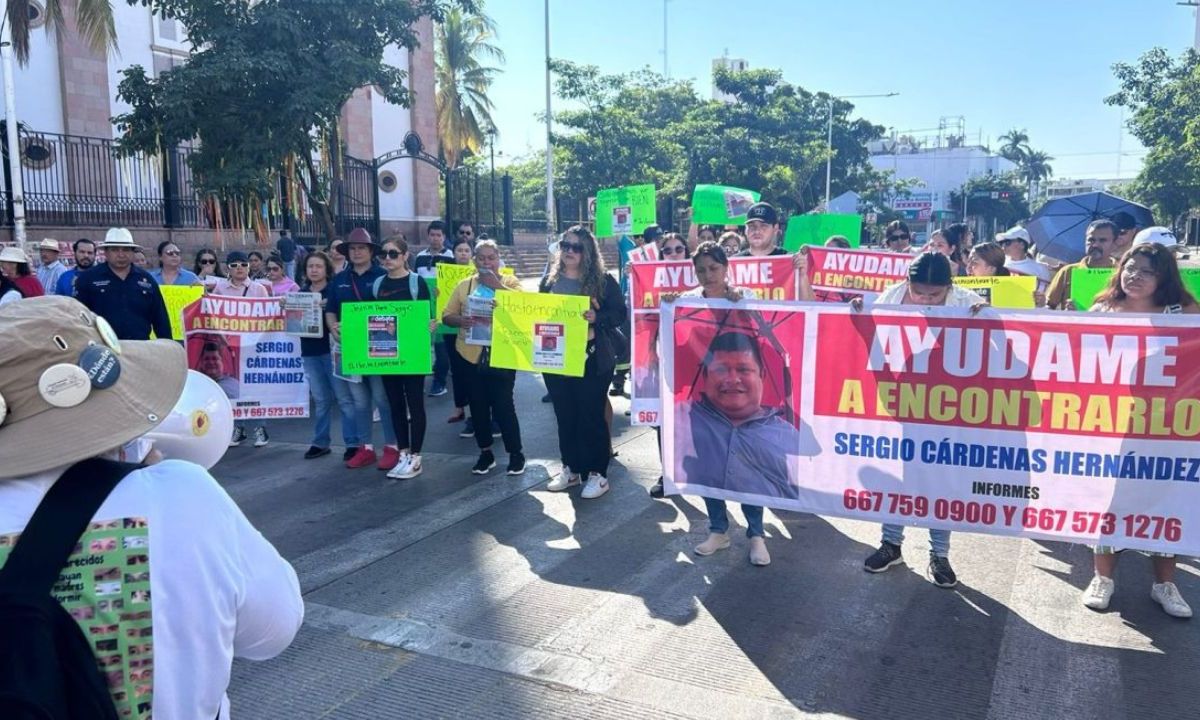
{"left": 457, "top": 230, "right": 473, "bottom": 236}
{"left": 228, "top": 262, "right": 249, "bottom": 269}
{"left": 267, "top": 265, "right": 283, "bottom": 272}
{"left": 662, "top": 245, "right": 687, "bottom": 256}
{"left": 887, "top": 234, "right": 910, "bottom": 243}
{"left": 162, "top": 249, "right": 181, "bottom": 256}
{"left": 382, "top": 249, "right": 405, "bottom": 260}
{"left": 199, "top": 259, "right": 216, "bottom": 265}
{"left": 560, "top": 241, "right": 584, "bottom": 253}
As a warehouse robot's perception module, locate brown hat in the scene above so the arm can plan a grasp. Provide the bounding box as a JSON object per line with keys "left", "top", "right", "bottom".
{"left": 0, "top": 296, "right": 186, "bottom": 478}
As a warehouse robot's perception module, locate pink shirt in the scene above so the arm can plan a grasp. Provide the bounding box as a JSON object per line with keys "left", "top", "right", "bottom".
{"left": 270, "top": 277, "right": 301, "bottom": 296}
{"left": 210, "top": 278, "right": 270, "bottom": 298}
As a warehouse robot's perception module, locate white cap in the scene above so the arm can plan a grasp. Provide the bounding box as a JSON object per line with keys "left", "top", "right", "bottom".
{"left": 1132, "top": 226, "right": 1183, "bottom": 249}
{"left": 996, "top": 227, "right": 1031, "bottom": 244}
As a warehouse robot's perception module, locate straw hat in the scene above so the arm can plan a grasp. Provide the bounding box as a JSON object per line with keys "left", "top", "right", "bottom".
{"left": 37, "top": 238, "right": 61, "bottom": 253}
{"left": 0, "top": 296, "right": 186, "bottom": 478}
{"left": 0, "top": 245, "right": 30, "bottom": 264}
{"left": 99, "top": 227, "right": 140, "bottom": 249}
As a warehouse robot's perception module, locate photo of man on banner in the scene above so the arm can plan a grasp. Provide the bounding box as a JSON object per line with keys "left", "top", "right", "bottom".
{"left": 668, "top": 305, "right": 808, "bottom": 500}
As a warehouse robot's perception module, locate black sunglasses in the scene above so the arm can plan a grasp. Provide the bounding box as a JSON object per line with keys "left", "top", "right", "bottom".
{"left": 887, "top": 234, "right": 910, "bottom": 242}
{"left": 382, "top": 249, "right": 405, "bottom": 260}
{"left": 457, "top": 229, "right": 473, "bottom": 235}
{"left": 199, "top": 258, "right": 216, "bottom": 265}
{"left": 560, "top": 241, "right": 584, "bottom": 253}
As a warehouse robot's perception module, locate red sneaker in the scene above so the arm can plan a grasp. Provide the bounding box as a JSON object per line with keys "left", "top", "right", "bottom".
{"left": 345, "top": 447, "right": 377, "bottom": 469}
{"left": 378, "top": 446, "right": 400, "bottom": 471}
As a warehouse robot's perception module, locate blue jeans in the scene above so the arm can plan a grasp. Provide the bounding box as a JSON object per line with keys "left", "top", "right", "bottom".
{"left": 705, "top": 498, "right": 765, "bottom": 538}
{"left": 345, "top": 374, "right": 396, "bottom": 447}
{"left": 432, "top": 339, "right": 449, "bottom": 387}
{"left": 303, "top": 354, "right": 357, "bottom": 448}
{"left": 882, "top": 524, "right": 951, "bottom": 557}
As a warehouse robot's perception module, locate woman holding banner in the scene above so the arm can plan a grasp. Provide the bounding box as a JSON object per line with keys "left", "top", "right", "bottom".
{"left": 542, "top": 226, "right": 627, "bottom": 500}
{"left": 371, "top": 237, "right": 435, "bottom": 479}
{"left": 299, "top": 251, "right": 361, "bottom": 461}
{"left": 445, "top": 236, "right": 478, "bottom": 434}
{"left": 442, "top": 240, "right": 526, "bottom": 476}
{"left": 1082, "top": 243, "right": 1197, "bottom": 618}
{"left": 662, "top": 241, "right": 772, "bottom": 565}
{"left": 214, "top": 250, "right": 272, "bottom": 448}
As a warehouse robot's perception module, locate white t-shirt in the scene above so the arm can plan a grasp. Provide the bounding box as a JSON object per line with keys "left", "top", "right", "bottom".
{"left": 1004, "top": 257, "right": 1052, "bottom": 286}
{"left": 0, "top": 288, "right": 20, "bottom": 305}
{"left": 0, "top": 460, "right": 303, "bottom": 720}
{"left": 876, "top": 282, "right": 985, "bottom": 307}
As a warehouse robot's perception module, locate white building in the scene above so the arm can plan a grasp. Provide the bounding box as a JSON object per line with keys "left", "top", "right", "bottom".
{"left": 711, "top": 56, "right": 748, "bottom": 103}
{"left": 1039, "top": 177, "right": 1124, "bottom": 201}
{"left": 5, "top": 2, "right": 441, "bottom": 244}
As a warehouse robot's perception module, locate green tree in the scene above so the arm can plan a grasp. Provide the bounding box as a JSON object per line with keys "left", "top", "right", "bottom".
{"left": 948, "top": 173, "right": 1031, "bottom": 231}
{"left": 1106, "top": 48, "right": 1200, "bottom": 227}
{"left": 435, "top": 6, "right": 504, "bottom": 170}
{"left": 5, "top": 0, "right": 116, "bottom": 64}
{"left": 998, "top": 128, "right": 1030, "bottom": 164}
{"left": 1019, "top": 149, "right": 1054, "bottom": 186}
{"left": 113, "top": 0, "right": 470, "bottom": 242}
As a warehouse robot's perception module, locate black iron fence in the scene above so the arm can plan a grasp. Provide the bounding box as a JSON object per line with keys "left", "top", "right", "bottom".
{"left": 0, "top": 129, "right": 379, "bottom": 241}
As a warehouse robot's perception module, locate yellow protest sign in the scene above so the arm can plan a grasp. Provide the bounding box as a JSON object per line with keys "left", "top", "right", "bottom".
{"left": 435, "top": 263, "right": 515, "bottom": 335}
{"left": 159, "top": 285, "right": 205, "bottom": 339}
{"left": 490, "top": 292, "right": 589, "bottom": 377}
{"left": 955, "top": 276, "right": 1037, "bottom": 308}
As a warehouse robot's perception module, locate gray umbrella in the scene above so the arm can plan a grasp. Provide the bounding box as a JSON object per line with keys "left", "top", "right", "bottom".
{"left": 1027, "top": 191, "right": 1153, "bottom": 265}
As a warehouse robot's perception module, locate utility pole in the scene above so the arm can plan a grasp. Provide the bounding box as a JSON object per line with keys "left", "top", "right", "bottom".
{"left": 1, "top": 19, "right": 27, "bottom": 245}
{"left": 663, "top": 0, "right": 670, "bottom": 77}
{"left": 543, "top": 0, "right": 555, "bottom": 235}
{"left": 1184, "top": 1, "right": 1200, "bottom": 50}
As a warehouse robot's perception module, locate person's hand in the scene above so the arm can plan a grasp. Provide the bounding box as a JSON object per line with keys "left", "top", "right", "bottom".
{"left": 792, "top": 248, "right": 809, "bottom": 273}
{"left": 143, "top": 448, "right": 165, "bottom": 466}
{"left": 1063, "top": 298, "right": 1078, "bottom": 311}
{"left": 660, "top": 291, "right": 681, "bottom": 304}
{"left": 724, "top": 288, "right": 742, "bottom": 302}
{"left": 849, "top": 297, "right": 865, "bottom": 313}
{"left": 477, "top": 271, "right": 504, "bottom": 290}
{"left": 428, "top": 319, "right": 439, "bottom": 333}
{"left": 969, "top": 302, "right": 988, "bottom": 316}
{"left": 330, "top": 323, "right": 341, "bottom": 342}
{"left": 583, "top": 309, "right": 597, "bottom": 322}
{"left": 1033, "top": 290, "right": 1046, "bottom": 308}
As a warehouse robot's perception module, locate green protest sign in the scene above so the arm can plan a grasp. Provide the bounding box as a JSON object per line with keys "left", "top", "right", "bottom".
{"left": 783, "top": 214, "right": 862, "bottom": 251}
{"left": 491, "top": 293, "right": 589, "bottom": 377}
{"left": 594, "top": 184, "right": 656, "bottom": 238}
{"left": 1072, "top": 266, "right": 1200, "bottom": 309}
{"left": 340, "top": 301, "right": 432, "bottom": 375}
{"left": 691, "top": 184, "right": 761, "bottom": 225}
{"left": 434, "top": 264, "right": 514, "bottom": 335}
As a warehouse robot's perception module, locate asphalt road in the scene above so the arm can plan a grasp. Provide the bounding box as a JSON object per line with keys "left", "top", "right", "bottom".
{"left": 222, "top": 371, "right": 1199, "bottom": 719}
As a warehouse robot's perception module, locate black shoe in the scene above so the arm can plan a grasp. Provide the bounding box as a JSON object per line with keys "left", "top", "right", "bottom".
{"left": 305, "top": 446, "right": 331, "bottom": 460}
{"left": 343, "top": 447, "right": 360, "bottom": 462}
{"left": 472, "top": 450, "right": 496, "bottom": 475}
{"left": 541, "top": 392, "right": 552, "bottom": 403}
{"left": 649, "top": 477, "right": 664, "bottom": 498}
{"left": 459, "top": 418, "right": 475, "bottom": 438}
{"left": 863, "top": 542, "right": 903, "bottom": 573}
{"left": 928, "top": 554, "right": 958, "bottom": 588}
{"left": 608, "top": 385, "right": 624, "bottom": 397}
{"left": 507, "top": 452, "right": 526, "bottom": 476}
{"left": 491, "top": 420, "right": 502, "bottom": 438}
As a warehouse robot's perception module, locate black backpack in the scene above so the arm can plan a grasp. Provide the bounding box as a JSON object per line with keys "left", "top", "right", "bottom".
{"left": 0, "top": 458, "right": 138, "bottom": 720}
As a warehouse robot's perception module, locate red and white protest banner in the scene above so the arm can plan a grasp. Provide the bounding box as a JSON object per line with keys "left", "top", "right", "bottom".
{"left": 805, "top": 246, "right": 911, "bottom": 304}
{"left": 628, "top": 256, "right": 797, "bottom": 426}
{"left": 183, "top": 296, "right": 309, "bottom": 420}
{"left": 663, "top": 299, "right": 1200, "bottom": 555}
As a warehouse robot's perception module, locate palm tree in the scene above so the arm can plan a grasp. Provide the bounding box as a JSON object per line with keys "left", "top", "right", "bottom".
{"left": 998, "top": 128, "right": 1030, "bottom": 165}
{"left": 1020, "top": 150, "right": 1054, "bottom": 185}
{"left": 5, "top": 0, "right": 117, "bottom": 64}
{"left": 435, "top": 8, "right": 504, "bottom": 170}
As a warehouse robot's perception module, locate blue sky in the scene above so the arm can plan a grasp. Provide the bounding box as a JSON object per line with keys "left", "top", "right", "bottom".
{"left": 481, "top": 0, "right": 1198, "bottom": 181}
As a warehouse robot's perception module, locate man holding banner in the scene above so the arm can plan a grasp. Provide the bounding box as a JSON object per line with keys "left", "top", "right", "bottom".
{"left": 737, "top": 203, "right": 789, "bottom": 257}
{"left": 1045, "top": 219, "right": 1117, "bottom": 310}
{"left": 442, "top": 240, "right": 526, "bottom": 476}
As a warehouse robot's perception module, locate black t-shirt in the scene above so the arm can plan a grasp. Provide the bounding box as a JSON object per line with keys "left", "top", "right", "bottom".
{"left": 375, "top": 274, "right": 432, "bottom": 303}
{"left": 736, "top": 247, "right": 789, "bottom": 257}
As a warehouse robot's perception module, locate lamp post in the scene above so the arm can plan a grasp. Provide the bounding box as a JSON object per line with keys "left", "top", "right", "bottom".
{"left": 1, "top": 19, "right": 26, "bottom": 244}
{"left": 825, "top": 92, "right": 898, "bottom": 210}
{"left": 543, "top": 0, "right": 555, "bottom": 236}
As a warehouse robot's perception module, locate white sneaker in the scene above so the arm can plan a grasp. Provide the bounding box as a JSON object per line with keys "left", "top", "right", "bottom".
{"left": 1151, "top": 582, "right": 1193, "bottom": 618}
{"left": 400, "top": 454, "right": 423, "bottom": 479}
{"left": 1082, "top": 575, "right": 1115, "bottom": 610}
{"left": 386, "top": 453, "right": 412, "bottom": 479}
{"left": 252, "top": 426, "right": 269, "bottom": 447}
{"left": 581, "top": 472, "right": 609, "bottom": 499}
{"left": 229, "top": 426, "right": 245, "bottom": 447}
{"left": 547, "top": 465, "right": 581, "bottom": 492}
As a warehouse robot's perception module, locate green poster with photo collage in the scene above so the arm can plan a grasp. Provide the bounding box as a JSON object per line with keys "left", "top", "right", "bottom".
{"left": 0, "top": 519, "right": 155, "bottom": 719}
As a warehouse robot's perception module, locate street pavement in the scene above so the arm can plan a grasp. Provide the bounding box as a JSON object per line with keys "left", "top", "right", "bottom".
{"left": 223, "top": 372, "right": 1200, "bottom": 719}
